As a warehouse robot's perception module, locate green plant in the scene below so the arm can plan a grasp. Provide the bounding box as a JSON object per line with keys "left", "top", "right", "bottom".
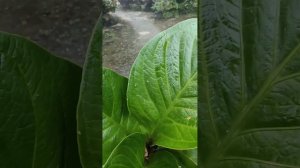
{"left": 3, "top": 0, "right": 300, "bottom": 167}
{"left": 119, "top": 0, "right": 153, "bottom": 11}
{"left": 199, "top": 0, "right": 300, "bottom": 167}
{"left": 0, "top": 15, "right": 101, "bottom": 167}
{"left": 103, "top": 18, "right": 197, "bottom": 167}
{"left": 152, "top": 0, "right": 197, "bottom": 18}
{"left": 0, "top": 15, "right": 197, "bottom": 167}
{"left": 177, "top": 0, "right": 197, "bottom": 14}
{"left": 103, "top": 0, "right": 118, "bottom": 13}
{"left": 152, "top": 0, "right": 179, "bottom": 18}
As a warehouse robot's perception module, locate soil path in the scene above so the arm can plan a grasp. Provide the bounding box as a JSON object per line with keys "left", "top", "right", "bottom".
{"left": 113, "top": 9, "right": 161, "bottom": 47}
{"left": 103, "top": 9, "right": 161, "bottom": 76}
{"left": 103, "top": 9, "right": 196, "bottom": 76}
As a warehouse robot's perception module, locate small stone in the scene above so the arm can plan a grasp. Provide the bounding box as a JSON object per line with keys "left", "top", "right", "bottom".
{"left": 67, "top": 3, "right": 73, "bottom": 8}
{"left": 21, "top": 20, "right": 27, "bottom": 25}
{"left": 69, "top": 20, "right": 74, "bottom": 24}
{"left": 39, "top": 29, "right": 49, "bottom": 35}
{"left": 82, "top": 28, "right": 88, "bottom": 32}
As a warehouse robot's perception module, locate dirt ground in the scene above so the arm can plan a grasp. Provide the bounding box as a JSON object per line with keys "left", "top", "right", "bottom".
{"left": 0, "top": 0, "right": 101, "bottom": 66}
{"left": 103, "top": 9, "right": 196, "bottom": 76}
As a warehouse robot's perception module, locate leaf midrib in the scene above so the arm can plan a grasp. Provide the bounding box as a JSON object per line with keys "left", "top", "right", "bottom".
{"left": 227, "top": 41, "right": 300, "bottom": 137}
{"left": 151, "top": 72, "right": 197, "bottom": 140}
{"left": 203, "top": 2, "right": 300, "bottom": 163}
{"left": 212, "top": 23, "right": 300, "bottom": 166}
{"left": 198, "top": 0, "right": 219, "bottom": 143}
{"left": 240, "top": 0, "right": 246, "bottom": 106}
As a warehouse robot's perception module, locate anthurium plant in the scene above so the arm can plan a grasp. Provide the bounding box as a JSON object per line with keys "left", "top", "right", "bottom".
{"left": 2, "top": 0, "right": 300, "bottom": 167}
{"left": 102, "top": 18, "right": 198, "bottom": 167}
{"left": 0, "top": 14, "right": 197, "bottom": 167}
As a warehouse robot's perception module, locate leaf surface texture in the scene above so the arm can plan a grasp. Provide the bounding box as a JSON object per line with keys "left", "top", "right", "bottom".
{"left": 127, "top": 18, "right": 198, "bottom": 149}
{"left": 199, "top": 0, "right": 300, "bottom": 167}
{"left": 0, "top": 32, "right": 82, "bottom": 167}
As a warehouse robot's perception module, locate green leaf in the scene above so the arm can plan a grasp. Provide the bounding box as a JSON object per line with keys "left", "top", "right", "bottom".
{"left": 76, "top": 16, "right": 102, "bottom": 167}
{"left": 102, "top": 68, "right": 143, "bottom": 164}
{"left": 145, "top": 151, "right": 179, "bottom": 168}
{"left": 103, "top": 133, "right": 145, "bottom": 168}
{"left": 170, "top": 149, "right": 197, "bottom": 168}
{"left": 199, "top": 0, "right": 300, "bottom": 167}
{"left": 127, "top": 18, "right": 197, "bottom": 149}
{"left": 182, "top": 149, "right": 197, "bottom": 164}
{"left": 0, "top": 32, "right": 82, "bottom": 167}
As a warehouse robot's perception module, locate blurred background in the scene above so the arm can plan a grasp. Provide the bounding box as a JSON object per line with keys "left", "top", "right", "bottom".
{"left": 0, "top": 0, "right": 101, "bottom": 65}
{"left": 102, "top": 0, "right": 197, "bottom": 76}
{"left": 0, "top": 0, "right": 196, "bottom": 74}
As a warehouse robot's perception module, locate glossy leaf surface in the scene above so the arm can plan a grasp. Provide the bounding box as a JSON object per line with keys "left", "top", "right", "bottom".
{"left": 102, "top": 68, "right": 142, "bottom": 163}
{"left": 77, "top": 16, "right": 102, "bottom": 168}
{"left": 199, "top": 0, "right": 300, "bottom": 167}
{"left": 0, "top": 32, "right": 82, "bottom": 167}
{"left": 103, "top": 133, "right": 145, "bottom": 168}
{"left": 127, "top": 18, "right": 198, "bottom": 149}
{"left": 145, "top": 151, "right": 179, "bottom": 168}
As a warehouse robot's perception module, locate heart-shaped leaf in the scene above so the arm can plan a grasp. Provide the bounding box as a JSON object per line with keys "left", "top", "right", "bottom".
{"left": 102, "top": 68, "right": 143, "bottom": 163}
{"left": 199, "top": 0, "right": 300, "bottom": 167}
{"left": 103, "top": 133, "right": 146, "bottom": 168}
{"left": 127, "top": 18, "right": 198, "bottom": 149}
{"left": 0, "top": 32, "right": 82, "bottom": 167}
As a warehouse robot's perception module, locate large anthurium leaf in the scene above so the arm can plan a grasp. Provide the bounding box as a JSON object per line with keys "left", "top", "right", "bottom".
{"left": 76, "top": 16, "right": 102, "bottom": 167}
{"left": 103, "top": 133, "right": 145, "bottom": 168}
{"left": 0, "top": 32, "right": 82, "bottom": 167}
{"left": 127, "top": 18, "right": 197, "bottom": 149}
{"left": 145, "top": 151, "right": 179, "bottom": 168}
{"left": 199, "top": 0, "right": 300, "bottom": 167}
{"left": 102, "top": 68, "right": 143, "bottom": 164}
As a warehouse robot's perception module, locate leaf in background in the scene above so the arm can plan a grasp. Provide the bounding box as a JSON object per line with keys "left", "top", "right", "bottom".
{"left": 182, "top": 149, "right": 197, "bottom": 164}
{"left": 145, "top": 151, "right": 179, "bottom": 168}
{"left": 103, "top": 133, "right": 145, "bottom": 168}
{"left": 199, "top": 0, "right": 300, "bottom": 167}
{"left": 102, "top": 68, "right": 143, "bottom": 164}
{"left": 76, "top": 16, "right": 102, "bottom": 167}
{"left": 170, "top": 149, "right": 197, "bottom": 168}
{"left": 127, "top": 18, "right": 198, "bottom": 149}
{"left": 0, "top": 32, "right": 82, "bottom": 167}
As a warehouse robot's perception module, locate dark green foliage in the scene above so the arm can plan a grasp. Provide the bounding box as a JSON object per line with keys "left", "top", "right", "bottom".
{"left": 0, "top": 32, "right": 82, "bottom": 167}
{"left": 152, "top": 0, "right": 197, "bottom": 18}
{"left": 199, "top": 0, "right": 300, "bottom": 167}
{"left": 103, "top": 0, "right": 118, "bottom": 13}
{"left": 119, "top": 0, "right": 153, "bottom": 11}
